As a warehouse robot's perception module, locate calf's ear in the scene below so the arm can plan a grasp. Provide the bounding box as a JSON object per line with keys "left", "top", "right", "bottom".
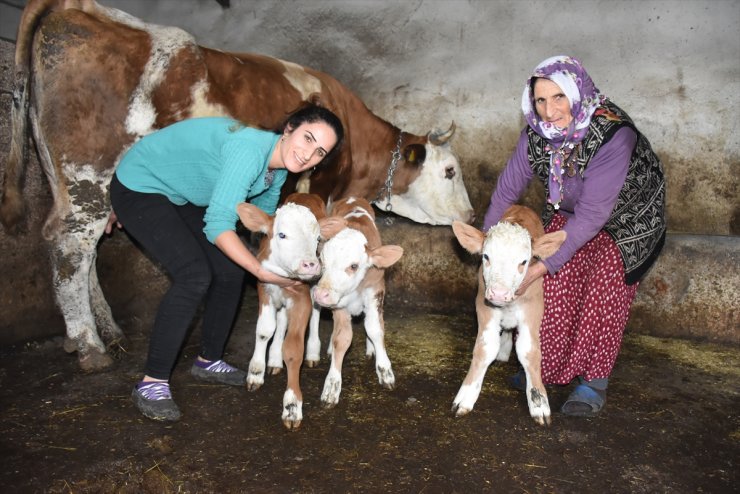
{"left": 370, "top": 245, "right": 404, "bottom": 269}
{"left": 319, "top": 217, "right": 347, "bottom": 240}
{"left": 237, "top": 203, "right": 272, "bottom": 234}
{"left": 452, "top": 220, "right": 485, "bottom": 255}
{"left": 532, "top": 230, "right": 567, "bottom": 260}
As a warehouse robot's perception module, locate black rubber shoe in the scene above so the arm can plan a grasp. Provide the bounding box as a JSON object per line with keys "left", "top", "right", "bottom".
{"left": 190, "top": 359, "right": 248, "bottom": 386}
{"left": 131, "top": 382, "right": 181, "bottom": 422}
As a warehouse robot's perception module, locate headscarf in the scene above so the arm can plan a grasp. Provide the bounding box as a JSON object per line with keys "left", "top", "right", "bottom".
{"left": 521, "top": 56, "right": 605, "bottom": 208}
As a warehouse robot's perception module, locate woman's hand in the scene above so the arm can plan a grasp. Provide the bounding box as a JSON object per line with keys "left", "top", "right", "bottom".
{"left": 256, "top": 267, "right": 302, "bottom": 289}
{"left": 515, "top": 260, "right": 548, "bottom": 296}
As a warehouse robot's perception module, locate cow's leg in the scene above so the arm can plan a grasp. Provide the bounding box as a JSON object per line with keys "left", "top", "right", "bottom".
{"left": 281, "top": 307, "right": 309, "bottom": 430}
{"left": 365, "top": 337, "right": 375, "bottom": 359}
{"left": 247, "top": 300, "right": 277, "bottom": 391}
{"left": 515, "top": 323, "right": 551, "bottom": 426}
{"left": 89, "top": 258, "right": 125, "bottom": 348}
{"left": 51, "top": 227, "right": 113, "bottom": 371}
{"left": 304, "top": 305, "right": 321, "bottom": 367}
{"left": 321, "top": 309, "right": 353, "bottom": 408}
{"left": 496, "top": 329, "right": 513, "bottom": 361}
{"left": 452, "top": 309, "right": 501, "bottom": 417}
{"left": 267, "top": 307, "right": 287, "bottom": 375}
{"left": 363, "top": 303, "right": 394, "bottom": 389}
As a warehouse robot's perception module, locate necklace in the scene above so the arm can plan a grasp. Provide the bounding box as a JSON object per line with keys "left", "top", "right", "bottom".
{"left": 545, "top": 142, "right": 579, "bottom": 210}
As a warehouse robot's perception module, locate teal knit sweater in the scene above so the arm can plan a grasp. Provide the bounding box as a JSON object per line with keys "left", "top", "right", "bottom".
{"left": 116, "top": 117, "right": 286, "bottom": 243}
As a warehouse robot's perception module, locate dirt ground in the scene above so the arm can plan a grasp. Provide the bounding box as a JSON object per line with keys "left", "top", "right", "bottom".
{"left": 1, "top": 285, "right": 738, "bottom": 494}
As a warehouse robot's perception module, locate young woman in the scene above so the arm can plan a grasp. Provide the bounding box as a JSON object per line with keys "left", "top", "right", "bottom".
{"left": 110, "top": 104, "right": 344, "bottom": 421}
{"left": 483, "top": 56, "right": 666, "bottom": 416}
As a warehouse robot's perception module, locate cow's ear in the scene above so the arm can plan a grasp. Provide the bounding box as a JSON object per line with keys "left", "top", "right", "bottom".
{"left": 452, "top": 220, "right": 485, "bottom": 255}
{"left": 237, "top": 203, "right": 272, "bottom": 234}
{"left": 319, "top": 216, "right": 347, "bottom": 240}
{"left": 403, "top": 144, "right": 426, "bottom": 167}
{"left": 369, "top": 245, "right": 404, "bottom": 269}
{"left": 532, "top": 230, "right": 567, "bottom": 260}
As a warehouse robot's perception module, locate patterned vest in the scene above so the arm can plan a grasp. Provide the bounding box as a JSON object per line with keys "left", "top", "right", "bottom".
{"left": 526, "top": 100, "right": 666, "bottom": 284}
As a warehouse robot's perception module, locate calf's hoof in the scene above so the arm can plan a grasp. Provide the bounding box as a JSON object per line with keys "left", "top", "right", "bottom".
{"left": 304, "top": 359, "right": 319, "bottom": 368}
{"left": 267, "top": 366, "right": 283, "bottom": 376}
{"left": 451, "top": 403, "right": 472, "bottom": 417}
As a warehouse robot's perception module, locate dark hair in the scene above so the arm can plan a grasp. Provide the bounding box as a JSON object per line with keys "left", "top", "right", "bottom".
{"left": 279, "top": 104, "right": 345, "bottom": 166}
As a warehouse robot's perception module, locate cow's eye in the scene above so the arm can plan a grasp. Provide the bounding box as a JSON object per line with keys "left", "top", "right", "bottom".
{"left": 482, "top": 254, "right": 489, "bottom": 262}
{"left": 520, "top": 260, "right": 527, "bottom": 266}
{"left": 278, "top": 232, "right": 286, "bottom": 239}
{"left": 445, "top": 166, "right": 455, "bottom": 179}
{"left": 350, "top": 263, "right": 359, "bottom": 271}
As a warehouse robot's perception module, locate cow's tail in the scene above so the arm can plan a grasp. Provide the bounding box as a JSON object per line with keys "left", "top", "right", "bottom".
{"left": 1, "top": 0, "right": 102, "bottom": 232}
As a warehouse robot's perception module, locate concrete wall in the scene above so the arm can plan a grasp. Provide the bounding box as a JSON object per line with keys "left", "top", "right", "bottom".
{"left": 1, "top": 0, "right": 738, "bottom": 344}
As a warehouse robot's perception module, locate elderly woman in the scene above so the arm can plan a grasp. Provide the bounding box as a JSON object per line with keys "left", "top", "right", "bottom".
{"left": 483, "top": 56, "right": 666, "bottom": 416}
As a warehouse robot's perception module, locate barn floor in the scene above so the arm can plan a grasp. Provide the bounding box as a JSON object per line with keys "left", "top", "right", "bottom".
{"left": 0, "top": 286, "right": 737, "bottom": 494}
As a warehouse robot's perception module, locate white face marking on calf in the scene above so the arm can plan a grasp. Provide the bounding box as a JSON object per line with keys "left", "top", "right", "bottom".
{"left": 263, "top": 203, "right": 322, "bottom": 280}
{"left": 481, "top": 222, "right": 532, "bottom": 306}
{"left": 278, "top": 60, "right": 323, "bottom": 100}
{"left": 383, "top": 143, "right": 473, "bottom": 225}
{"left": 313, "top": 228, "right": 371, "bottom": 307}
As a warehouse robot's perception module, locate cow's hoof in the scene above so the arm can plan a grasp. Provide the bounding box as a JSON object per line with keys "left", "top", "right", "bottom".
{"left": 63, "top": 337, "right": 77, "bottom": 354}
{"left": 452, "top": 403, "right": 472, "bottom": 417}
{"left": 532, "top": 414, "right": 552, "bottom": 426}
{"left": 304, "top": 359, "right": 319, "bottom": 368}
{"left": 246, "top": 379, "right": 262, "bottom": 392}
{"left": 320, "top": 399, "right": 338, "bottom": 409}
{"left": 268, "top": 366, "right": 283, "bottom": 376}
{"left": 282, "top": 418, "right": 302, "bottom": 430}
{"left": 79, "top": 350, "right": 114, "bottom": 372}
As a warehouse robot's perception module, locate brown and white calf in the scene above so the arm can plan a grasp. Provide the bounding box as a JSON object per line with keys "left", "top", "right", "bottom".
{"left": 311, "top": 197, "right": 403, "bottom": 408}
{"left": 237, "top": 193, "right": 336, "bottom": 430}
{"left": 451, "top": 205, "right": 566, "bottom": 426}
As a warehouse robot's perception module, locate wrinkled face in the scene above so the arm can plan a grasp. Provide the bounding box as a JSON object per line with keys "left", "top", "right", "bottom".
{"left": 312, "top": 228, "right": 370, "bottom": 308}
{"left": 533, "top": 78, "right": 573, "bottom": 130}
{"left": 280, "top": 121, "right": 338, "bottom": 173}
{"left": 481, "top": 222, "right": 532, "bottom": 306}
{"left": 266, "top": 203, "right": 322, "bottom": 280}
{"left": 381, "top": 144, "right": 474, "bottom": 226}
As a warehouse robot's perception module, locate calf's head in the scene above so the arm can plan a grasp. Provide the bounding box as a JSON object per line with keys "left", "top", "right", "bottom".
{"left": 452, "top": 220, "right": 566, "bottom": 306}
{"left": 238, "top": 202, "right": 323, "bottom": 280}
{"left": 312, "top": 228, "right": 403, "bottom": 308}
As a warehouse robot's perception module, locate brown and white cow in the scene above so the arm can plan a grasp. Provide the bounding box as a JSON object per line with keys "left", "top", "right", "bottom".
{"left": 0, "top": 0, "right": 473, "bottom": 371}
{"left": 237, "top": 193, "right": 339, "bottom": 430}
{"left": 311, "top": 197, "right": 403, "bottom": 408}
{"left": 450, "top": 205, "right": 566, "bottom": 426}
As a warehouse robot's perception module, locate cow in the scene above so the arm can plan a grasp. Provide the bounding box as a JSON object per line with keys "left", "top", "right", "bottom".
{"left": 311, "top": 197, "right": 403, "bottom": 408}
{"left": 237, "top": 193, "right": 339, "bottom": 430}
{"left": 0, "top": 0, "right": 473, "bottom": 371}
{"left": 450, "top": 205, "right": 566, "bottom": 426}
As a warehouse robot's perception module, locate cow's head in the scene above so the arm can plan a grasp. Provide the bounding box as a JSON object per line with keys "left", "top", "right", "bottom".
{"left": 238, "top": 202, "right": 323, "bottom": 281}
{"left": 312, "top": 227, "right": 403, "bottom": 308}
{"left": 374, "top": 123, "right": 475, "bottom": 226}
{"left": 452, "top": 220, "right": 566, "bottom": 306}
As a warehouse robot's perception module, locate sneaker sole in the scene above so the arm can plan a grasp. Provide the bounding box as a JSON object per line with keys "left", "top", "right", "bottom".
{"left": 131, "top": 388, "right": 181, "bottom": 422}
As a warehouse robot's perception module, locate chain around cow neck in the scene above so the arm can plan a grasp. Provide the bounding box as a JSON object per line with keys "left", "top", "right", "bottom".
{"left": 372, "top": 131, "right": 404, "bottom": 216}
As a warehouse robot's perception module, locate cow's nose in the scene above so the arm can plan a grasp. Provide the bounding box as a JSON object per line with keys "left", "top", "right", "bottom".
{"left": 300, "top": 260, "right": 321, "bottom": 275}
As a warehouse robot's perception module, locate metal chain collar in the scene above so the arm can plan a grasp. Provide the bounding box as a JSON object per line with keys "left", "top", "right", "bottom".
{"left": 372, "top": 131, "right": 404, "bottom": 213}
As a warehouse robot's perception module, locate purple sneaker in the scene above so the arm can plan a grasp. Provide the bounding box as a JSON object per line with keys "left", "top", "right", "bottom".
{"left": 191, "top": 359, "right": 247, "bottom": 386}
{"left": 131, "top": 381, "right": 181, "bottom": 422}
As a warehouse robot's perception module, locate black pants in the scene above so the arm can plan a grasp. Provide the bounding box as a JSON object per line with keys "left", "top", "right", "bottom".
{"left": 110, "top": 175, "right": 245, "bottom": 380}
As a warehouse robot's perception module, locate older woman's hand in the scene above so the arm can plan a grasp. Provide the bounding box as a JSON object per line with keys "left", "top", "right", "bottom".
{"left": 515, "top": 260, "right": 548, "bottom": 296}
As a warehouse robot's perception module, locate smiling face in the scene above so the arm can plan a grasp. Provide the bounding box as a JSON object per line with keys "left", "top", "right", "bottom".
{"left": 275, "top": 121, "right": 338, "bottom": 173}
{"left": 533, "top": 78, "right": 573, "bottom": 130}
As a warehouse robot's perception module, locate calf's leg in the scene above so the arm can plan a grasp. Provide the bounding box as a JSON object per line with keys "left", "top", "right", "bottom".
{"left": 515, "top": 322, "right": 551, "bottom": 426}
{"left": 321, "top": 309, "right": 353, "bottom": 408}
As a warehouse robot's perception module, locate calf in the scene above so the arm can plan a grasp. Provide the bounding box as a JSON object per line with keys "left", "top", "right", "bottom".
{"left": 237, "top": 193, "right": 335, "bottom": 430}
{"left": 450, "top": 205, "right": 566, "bottom": 425}
{"left": 311, "top": 198, "right": 403, "bottom": 408}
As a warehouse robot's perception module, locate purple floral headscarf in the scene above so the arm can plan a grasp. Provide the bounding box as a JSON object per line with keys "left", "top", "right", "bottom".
{"left": 521, "top": 56, "right": 605, "bottom": 208}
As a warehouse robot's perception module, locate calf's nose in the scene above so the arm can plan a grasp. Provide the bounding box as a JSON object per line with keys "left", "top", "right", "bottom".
{"left": 300, "top": 259, "right": 321, "bottom": 276}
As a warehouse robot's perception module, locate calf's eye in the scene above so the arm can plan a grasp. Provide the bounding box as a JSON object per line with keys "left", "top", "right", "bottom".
{"left": 278, "top": 232, "right": 286, "bottom": 239}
